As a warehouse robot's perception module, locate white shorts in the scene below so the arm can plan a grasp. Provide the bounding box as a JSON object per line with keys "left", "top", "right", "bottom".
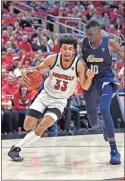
{"left": 28, "top": 89, "right": 67, "bottom": 121}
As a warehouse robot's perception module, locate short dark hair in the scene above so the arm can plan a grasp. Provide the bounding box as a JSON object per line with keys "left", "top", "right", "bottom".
{"left": 86, "top": 20, "right": 101, "bottom": 29}
{"left": 59, "top": 35, "right": 77, "bottom": 49}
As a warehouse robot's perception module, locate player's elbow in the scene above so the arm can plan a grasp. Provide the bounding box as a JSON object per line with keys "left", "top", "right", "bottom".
{"left": 82, "top": 86, "right": 89, "bottom": 91}
{"left": 81, "top": 84, "right": 89, "bottom": 91}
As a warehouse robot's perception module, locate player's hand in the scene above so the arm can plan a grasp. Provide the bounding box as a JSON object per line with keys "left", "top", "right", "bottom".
{"left": 21, "top": 68, "right": 37, "bottom": 84}
{"left": 86, "top": 69, "right": 95, "bottom": 79}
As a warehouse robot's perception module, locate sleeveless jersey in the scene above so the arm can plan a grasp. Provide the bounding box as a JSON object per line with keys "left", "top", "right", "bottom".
{"left": 44, "top": 53, "right": 79, "bottom": 99}
{"left": 82, "top": 37, "right": 114, "bottom": 81}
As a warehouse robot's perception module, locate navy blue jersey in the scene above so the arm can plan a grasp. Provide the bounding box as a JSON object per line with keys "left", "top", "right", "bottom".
{"left": 82, "top": 37, "right": 114, "bottom": 80}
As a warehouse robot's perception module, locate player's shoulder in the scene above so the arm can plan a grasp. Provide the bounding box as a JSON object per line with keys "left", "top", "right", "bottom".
{"left": 81, "top": 36, "right": 87, "bottom": 43}
{"left": 77, "top": 58, "right": 86, "bottom": 69}
{"left": 46, "top": 53, "right": 58, "bottom": 60}
{"left": 45, "top": 53, "right": 59, "bottom": 68}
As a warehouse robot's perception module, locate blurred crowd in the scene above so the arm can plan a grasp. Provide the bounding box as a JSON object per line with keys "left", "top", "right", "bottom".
{"left": 1, "top": 1, "right": 124, "bottom": 135}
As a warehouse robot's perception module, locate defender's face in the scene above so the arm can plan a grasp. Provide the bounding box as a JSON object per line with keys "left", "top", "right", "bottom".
{"left": 86, "top": 27, "right": 100, "bottom": 43}
{"left": 60, "top": 44, "right": 75, "bottom": 62}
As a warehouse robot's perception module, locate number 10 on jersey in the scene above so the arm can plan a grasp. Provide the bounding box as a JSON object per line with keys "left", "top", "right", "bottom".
{"left": 90, "top": 65, "right": 99, "bottom": 74}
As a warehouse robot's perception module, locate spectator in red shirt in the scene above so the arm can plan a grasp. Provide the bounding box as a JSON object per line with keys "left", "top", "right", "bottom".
{"left": 18, "top": 35, "right": 33, "bottom": 53}
{"left": 2, "top": 68, "right": 7, "bottom": 87}
{"left": 109, "top": 8, "right": 118, "bottom": 20}
{"left": 14, "top": 84, "right": 37, "bottom": 110}
{"left": 3, "top": 14, "right": 15, "bottom": 25}
{"left": 14, "top": 84, "right": 37, "bottom": 130}
{"left": 2, "top": 30, "right": 9, "bottom": 45}
{"left": 5, "top": 48, "right": 15, "bottom": 69}
{"left": 1, "top": 51, "right": 8, "bottom": 69}
{"left": 2, "top": 75, "right": 17, "bottom": 97}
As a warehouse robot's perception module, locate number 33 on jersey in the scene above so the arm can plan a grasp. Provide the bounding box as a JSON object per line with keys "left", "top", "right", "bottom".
{"left": 44, "top": 53, "right": 79, "bottom": 99}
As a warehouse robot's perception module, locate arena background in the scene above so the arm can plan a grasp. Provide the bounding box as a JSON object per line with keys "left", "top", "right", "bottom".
{"left": 1, "top": 0, "right": 124, "bottom": 139}
{"left": 1, "top": 1, "right": 124, "bottom": 180}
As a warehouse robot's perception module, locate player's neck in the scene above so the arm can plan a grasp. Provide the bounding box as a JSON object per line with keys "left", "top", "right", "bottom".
{"left": 61, "top": 56, "right": 74, "bottom": 69}
{"left": 91, "top": 37, "right": 103, "bottom": 49}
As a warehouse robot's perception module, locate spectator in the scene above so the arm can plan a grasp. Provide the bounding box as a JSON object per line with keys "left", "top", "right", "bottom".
{"left": 13, "top": 62, "right": 23, "bottom": 77}
{"left": 40, "top": 35, "right": 51, "bottom": 52}
{"left": 30, "top": 27, "right": 43, "bottom": 43}
{"left": 2, "top": 68, "right": 7, "bottom": 87}
{"left": 1, "top": 38, "right": 6, "bottom": 51}
{"left": 31, "top": 38, "right": 41, "bottom": 51}
{"left": 13, "top": 20, "right": 23, "bottom": 35}
{"left": 17, "top": 76, "right": 24, "bottom": 88}
{"left": 31, "top": 53, "right": 42, "bottom": 67}
{"left": 51, "top": 34, "right": 59, "bottom": 53}
{"left": 2, "top": 75, "right": 17, "bottom": 97}
{"left": 1, "top": 93, "right": 19, "bottom": 134}
{"left": 18, "top": 35, "right": 33, "bottom": 53}
{"left": 18, "top": 14, "right": 32, "bottom": 29}
{"left": 116, "top": 30, "right": 124, "bottom": 46}
{"left": 81, "top": 15, "right": 88, "bottom": 24}
{"left": 119, "top": 76, "right": 125, "bottom": 93}
{"left": 9, "top": 36, "right": 20, "bottom": 52}
{"left": 5, "top": 48, "right": 15, "bottom": 69}
{"left": 7, "top": 24, "right": 14, "bottom": 36}
{"left": 2, "top": 30, "right": 9, "bottom": 44}
{"left": 14, "top": 84, "right": 37, "bottom": 130}
{"left": 115, "top": 18, "right": 123, "bottom": 30}
{"left": 11, "top": 57, "right": 19, "bottom": 70}
{"left": 118, "top": 67, "right": 124, "bottom": 79}
{"left": 5, "top": 41, "right": 12, "bottom": 49}
{"left": 106, "top": 24, "right": 116, "bottom": 34}
{"left": 2, "top": 51, "right": 8, "bottom": 70}
{"left": 23, "top": 59, "right": 31, "bottom": 68}
{"left": 101, "top": 12, "right": 110, "bottom": 28}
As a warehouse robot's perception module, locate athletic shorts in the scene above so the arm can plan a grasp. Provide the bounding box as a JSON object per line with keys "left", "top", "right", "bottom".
{"left": 27, "top": 89, "right": 67, "bottom": 121}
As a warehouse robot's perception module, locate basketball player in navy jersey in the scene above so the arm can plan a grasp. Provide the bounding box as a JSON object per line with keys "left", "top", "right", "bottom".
{"left": 82, "top": 20, "right": 124, "bottom": 164}
{"left": 8, "top": 35, "right": 94, "bottom": 161}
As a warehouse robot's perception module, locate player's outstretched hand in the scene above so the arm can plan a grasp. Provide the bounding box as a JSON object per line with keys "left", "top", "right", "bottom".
{"left": 86, "top": 69, "right": 95, "bottom": 79}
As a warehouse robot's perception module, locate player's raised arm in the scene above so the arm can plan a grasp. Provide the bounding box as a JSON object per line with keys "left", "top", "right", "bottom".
{"left": 77, "top": 60, "right": 95, "bottom": 90}
{"left": 108, "top": 39, "right": 124, "bottom": 61}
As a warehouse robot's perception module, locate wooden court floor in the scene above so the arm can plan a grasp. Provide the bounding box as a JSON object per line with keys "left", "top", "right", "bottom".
{"left": 2, "top": 133, "right": 124, "bottom": 180}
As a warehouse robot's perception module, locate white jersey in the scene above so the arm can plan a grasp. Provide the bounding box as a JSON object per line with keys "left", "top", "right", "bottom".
{"left": 44, "top": 53, "right": 79, "bottom": 99}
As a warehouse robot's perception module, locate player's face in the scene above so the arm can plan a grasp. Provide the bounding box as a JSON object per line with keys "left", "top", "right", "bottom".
{"left": 86, "top": 27, "right": 100, "bottom": 43}
{"left": 60, "top": 44, "right": 75, "bottom": 62}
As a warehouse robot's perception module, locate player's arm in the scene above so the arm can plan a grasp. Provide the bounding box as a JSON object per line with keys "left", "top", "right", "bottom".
{"left": 36, "top": 54, "right": 56, "bottom": 72}
{"left": 22, "top": 54, "right": 57, "bottom": 83}
{"left": 108, "top": 39, "right": 124, "bottom": 61}
{"left": 77, "top": 60, "right": 95, "bottom": 91}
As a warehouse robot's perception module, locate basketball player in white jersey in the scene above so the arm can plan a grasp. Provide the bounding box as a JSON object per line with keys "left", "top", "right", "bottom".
{"left": 8, "top": 35, "right": 94, "bottom": 161}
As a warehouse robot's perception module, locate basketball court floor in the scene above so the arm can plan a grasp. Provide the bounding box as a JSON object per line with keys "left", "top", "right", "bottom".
{"left": 2, "top": 133, "right": 124, "bottom": 180}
